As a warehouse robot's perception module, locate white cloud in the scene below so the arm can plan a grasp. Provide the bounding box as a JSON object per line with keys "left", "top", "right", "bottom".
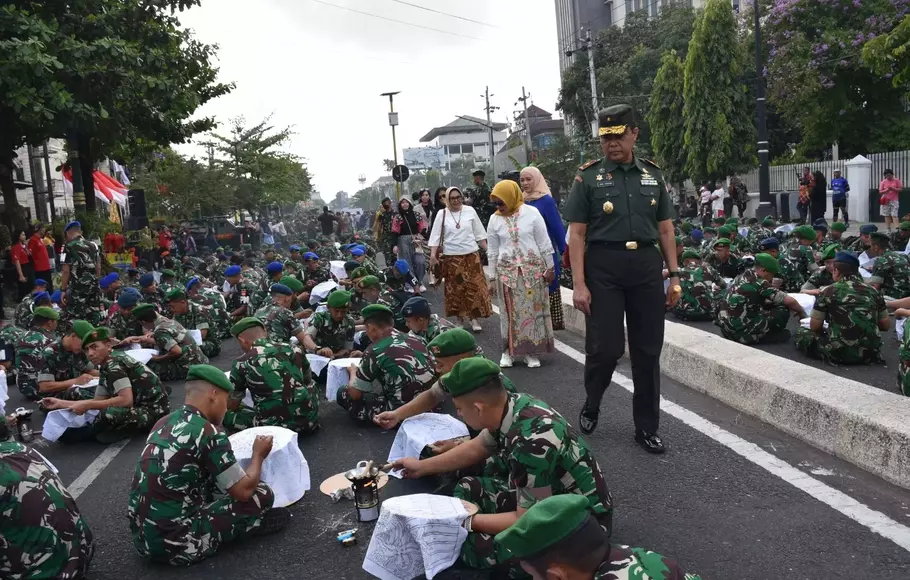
{"left": 174, "top": 0, "right": 560, "bottom": 200}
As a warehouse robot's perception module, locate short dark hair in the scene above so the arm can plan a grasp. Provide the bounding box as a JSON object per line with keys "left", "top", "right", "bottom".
{"left": 835, "top": 261, "right": 859, "bottom": 277}
{"left": 523, "top": 516, "right": 609, "bottom": 575}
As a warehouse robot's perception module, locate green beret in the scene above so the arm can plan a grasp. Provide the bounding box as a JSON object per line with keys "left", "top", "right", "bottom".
{"left": 900, "top": 221, "right": 910, "bottom": 232}
{"left": 326, "top": 290, "right": 352, "bottom": 308}
{"left": 186, "top": 364, "right": 234, "bottom": 393}
{"left": 230, "top": 317, "right": 264, "bottom": 337}
{"left": 795, "top": 225, "right": 816, "bottom": 240}
{"left": 761, "top": 216, "right": 776, "bottom": 227}
{"left": 830, "top": 221, "right": 847, "bottom": 232}
{"left": 350, "top": 267, "right": 369, "bottom": 280}
{"left": 674, "top": 236, "right": 683, "bottom": 246}
{"left": 712, "top": 217, "right": 725, "bottom": 225}
{"left": 72, "top": 320, "right": 94, "bottom": 339}
{"left": 428, "top": 328, "right": 476, "bottom": 357}
{"left": 681, "top": 249, "right": 701, "bottom": 261}
{"left": 717, "top": 226, "right": 734, "bottom": 238}
{"left": 680, "top": 222, "right": 694, "bottom": 234}
{"left": 160, "top": 269, "right": 177, "bottom": 278}
{"left": 358, "top": 275, "right": 380, "bottom": 289}
{"left": 33, "top": 306, "right": 59, "bottom": 321}
{"left": 165, "top": 288, "right": 187, "bottom": 302}
{"left": 81, "top": 326, "right": 110, "bottom": 350}
{"left": 132, "top": 303, "right": 156, "bottom": 319}
{"left": 704, "top": 227, "right": 717, "bottom": 234}
{"left": 821, "top": 244, "right": 840, "bottom": 261}
{"left": 442, "top": 357, "right": 501, "bottom": 398}
{"left": 725, "top": 218, "right": 738, "bottom": 226}
{"left": 280, "top": 276, "right": 304, "bottom": 293}
{"left": 494, "top": 494, "right": 591, "bottom": 561}
{"left": 871, "top": 231, "right": 891, "bottom": 245}
{"left": 713, "top": 238, "right": 731, "bottom": 248}
{"left": 362, "top": 303, "right": 393, "bottom": 321}
{"left": 754, "top": 252, "right": 780, "bottom": 274}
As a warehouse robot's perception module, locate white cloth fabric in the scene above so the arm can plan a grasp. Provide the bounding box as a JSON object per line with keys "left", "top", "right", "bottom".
{"left": 486, "top": 205, "right": 554, "bottom": 283}
{"left": 330, "top": 260, "right": 349, "bottom": 280}
{"left": 789, "top": 293, "right": 816, "bottom": 314}
{"left": 0, "top": 370, "right": 8, "bottom": 416}
{"left": 711, "top": 188, "right": 725, "bottom": 211}
{"left": 229, "top": 426, "right": 309, "bottom": 508}
{"left": 42, "top": 409, "right": 101, "bottom": 442}
{"left": 188, "top": 329, "right": 203, "bottom": 345}
{"left": 327, "top": 357, "right": 361, "bottom": 401}
{"left": 309, "top": 281, "right": 338, "bottom": 305}
{"left": 386, "top": 414, "right": 469, "bottom": 479}
{"left": 427, "top": 206, "right": 486, "bottom": 256}
{"left": 898, "top": 318, "right": 907, "bottom": 342}
{"left": 363, "top": 494, "right": 468, "bottom": 580}
{"left": 124, "top": 349, "right": 157, "bottom": 365}
{"left": 306, "top": 354, "right": 331, "bottom": 377}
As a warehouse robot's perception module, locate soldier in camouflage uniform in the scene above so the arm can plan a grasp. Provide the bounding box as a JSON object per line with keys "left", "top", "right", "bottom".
{"left": 401, "top": 295, "right": 454, "bottom": 343}
{"left": 223, "top": 318, "right": 319, "bottom": 433}
{"left": 0, "top": 437, "right": 95, "bottom": 579}
{"left": 42, "top": 327, "right": 169, "bottom": 443}
{"left": 167, "top": 289, "right": 221, "bottom": 358}
{"left": 99, "top": 272, "right": 122, "bottom": 315}
{"left": 128, "top": 364, "right": 288, "bottom": 566}
{"left": 788, "top": 225, "right": 821, "bottom": 280}
{"left": 15, "top": 307, "right": 59, "bottom": 400}
{"left": 352, "top": 247, "right": 381, "bottom": 277}
{"left": 827, "top": 220, "right": 847, "bottom": 245}
{"left": 391, "top": 357, "right": 613, "bottom": 570}
{"left": 252, "top": 284, "right": 307, "bottom": 344}
{"left": 35, "top": 320, "right": 98, "bottom": 401}
{"left": 868, "top": 232, "right": 910, "bottom": 299}
{"left": 158, "top": 269, "right": 180, "bottom": 297}
{"left": 15, "top": 290, "right": 51, "bottom": 329}
{"left": 60, "top": 221, "right": 103, "bottom": 328}
{"left": 467, "top": 170, "right": 496, "bottom": 229}
{"left": 379, "top": 259, "right": 420, "bottom": 292}
{"left": 129, "top": 304, "right": 209, "bottom": 381}
{"left": 349, "top": 275, "right": 381, "bottom": 315}
{"left": 187, "top": 277, "right": 232, "bottom": 339}
{"left": 375, "top": 198, "right": 396, "bottom": 265}
{"left": 139, "top": 273, "right": 165, "bottom": 312}
{"left": 890, "top": 220, "right": 910, "bottom": 250}
{"left": 703, "top": 238, "right": 744, "bottom": 279}
{"left": 670, "top": 250, "right": 726, "bottom": 321}
{"left": 224, "top": 265, "right": 259, "bottom": 320}
{"left": 715, "top": 254, "right": 808, "bottom": 345}
{"left": 494, "top": 495, "right": 701, "bottom": 580}
{"left": 303, "top": 291, "right": 356, "bottom": 360}
{"left": 249, "top": 262, "right": 284, "bottom": 315}
{"left": 338, "top": 304, "right": 435, "bottom": 422}
{"left": 757, "top": 237, "right": 805, "bottom": 293}
{"left": 300, "top": 252, "right": 334, "bottom": 295}
{"left": 801, "top": 244, "right": 840, "bottom": 294}
{"left": 240, "top": 258, "right": 263, "bottom": 286}
{"left": 795, "top": 252, "right": 889, "bottom": 365}
{"left": 106, "top": 288, "right": 144, "bottom": 340}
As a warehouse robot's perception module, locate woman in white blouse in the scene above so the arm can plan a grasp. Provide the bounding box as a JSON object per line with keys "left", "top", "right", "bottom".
{"left": 486, "top": 180, "right": 555, "bottom": 368}
{"left": 428, "top": 187, "right": 492, "bottom": 332}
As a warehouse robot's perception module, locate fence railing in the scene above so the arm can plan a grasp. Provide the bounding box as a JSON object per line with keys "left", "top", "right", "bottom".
{"left": 869, "top": 151, "right": 910, "bottom": 186}
{"left": 738, "top": 159, "right": 847, "bottom": 193}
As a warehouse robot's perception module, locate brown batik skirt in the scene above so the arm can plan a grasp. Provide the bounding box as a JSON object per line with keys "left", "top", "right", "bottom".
{"left": 441, "top": 251, "right": 493, "bottom": 319}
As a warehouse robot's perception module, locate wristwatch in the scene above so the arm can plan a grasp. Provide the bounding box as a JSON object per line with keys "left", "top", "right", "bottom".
{"left": 667, "top": 271, "right": 679, "bottom": 277}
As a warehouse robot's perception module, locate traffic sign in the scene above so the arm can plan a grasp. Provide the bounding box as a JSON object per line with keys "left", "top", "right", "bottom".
{"left": 392, "top": 165, "right": 410, "bottom": 183}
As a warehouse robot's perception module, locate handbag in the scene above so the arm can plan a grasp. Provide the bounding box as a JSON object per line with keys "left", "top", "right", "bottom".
{"left": 550, "top": 290, "right": 565, "bottom": 331}
{"left": 431, "top": 209, "right": 446, "bottom": 282}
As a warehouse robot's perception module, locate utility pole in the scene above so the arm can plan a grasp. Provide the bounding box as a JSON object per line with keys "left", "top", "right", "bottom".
{"left": 753, "top": 5, "right": 772, "bottom": 218}
{"left": 517, "top": 87, "right": 532, "bottom": 163}
{"left": 584, "top": 29, "right": 600, "bottom": 139}
{"left": 381, "top": 91, "right": 402, "bottom": 200}
{"left": 482, "top": 87, "right": 499, "bottom": 177}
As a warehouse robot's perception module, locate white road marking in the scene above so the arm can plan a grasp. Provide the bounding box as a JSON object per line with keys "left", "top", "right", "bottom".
{"left": 549, "top": 336, "right": 910, "bottom": 551}
{"left": 67, "top": 438, "right": 132, "bottom": 499}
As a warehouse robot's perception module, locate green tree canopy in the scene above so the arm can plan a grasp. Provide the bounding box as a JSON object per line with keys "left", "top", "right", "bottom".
{"left": 863, "top": 15, "right": 910, "bottom": 98}
{"left": 647, "top": 50, "right": 688, "bottom": 186}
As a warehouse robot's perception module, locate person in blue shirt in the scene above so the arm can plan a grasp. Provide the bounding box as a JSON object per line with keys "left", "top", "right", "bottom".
{"left": 519, "top": 167, "right": 567, "bottom": 328}
{"left": 831, "top": 169, "right": 850, "bottom": 227}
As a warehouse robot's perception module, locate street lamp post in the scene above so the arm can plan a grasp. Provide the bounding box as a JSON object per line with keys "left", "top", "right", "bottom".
{"left": 753, "top": 4, "right": 772, "bottom": 218}
{"left": 381, "top": 91, "right": 402, "bottom": 200}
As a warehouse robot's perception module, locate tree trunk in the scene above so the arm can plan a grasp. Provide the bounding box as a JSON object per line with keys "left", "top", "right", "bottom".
{"left": 0, "top": 152, "right": 26, "bottom": 232}
{"left": 78, "top": 135, "right": 96, "bottom": 213}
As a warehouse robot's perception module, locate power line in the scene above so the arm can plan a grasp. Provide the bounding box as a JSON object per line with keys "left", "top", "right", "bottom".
{"left": 382, "top": 0, "right": 500, "bottom": 29}
{"left": 307, "top": 0, "right": 485, "bottom": 41}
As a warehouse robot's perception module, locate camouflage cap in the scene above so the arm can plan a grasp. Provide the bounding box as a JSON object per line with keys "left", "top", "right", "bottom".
{"left": 442, "top": 357, "right": 501, "bottom": 398}
{"left": 33, "top": 306, "right": 59, "bottom": 321}
{"left": 187, "top": 364, "right": 234, "bottom": 393}
{"left": 830, "top": 221, "right": 847, "bottom": 232}
{"left": 231, "top": 317, "right": 265, "bottom": 337}
{"left": 280, "top": 276, "right": 304, "bottom": 293}
{"left": 72, "top": 320, "right": 94, "bottom": 340}
{"left": 327, "top": 291, "right": 352, "bottom": 308}
{"left": 494, "top": 494, "right": 590, "bottom": 562}
{"left": 81, "top": 326, "right": 111, "bottom": 350}
{"left": 820, "top": 244, "right": 840, "bottom": 261}
{"left": 165, "top": 288, "right": 187, "bottom": 302}
{"left": 132, "top": 303, "right": 156, "bottom": 319}
{"left": 428, "top": 328, "right": 476, "bottom": 357}
{"left": 754, "top": 252, "right": 780, "bottom": 274}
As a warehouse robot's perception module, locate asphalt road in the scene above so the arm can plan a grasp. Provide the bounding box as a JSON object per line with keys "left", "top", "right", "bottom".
{"left": 7, "top": 289, "right": 910, "bottom": 580}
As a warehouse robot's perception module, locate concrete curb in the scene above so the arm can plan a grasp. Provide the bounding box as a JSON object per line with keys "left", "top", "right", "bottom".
{"left": 558, "top": 287, "right": 910, "bottom": 490}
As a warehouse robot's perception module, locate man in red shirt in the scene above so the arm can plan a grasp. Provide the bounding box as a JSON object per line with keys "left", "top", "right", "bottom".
{"left": 29, "top": 223, "right": 53, "bottom": 291}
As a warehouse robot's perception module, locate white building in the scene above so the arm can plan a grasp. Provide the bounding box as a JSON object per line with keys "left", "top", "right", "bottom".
{"left": 418, "top": 116, "right": 509, "bottom": 168}
{"left": 10, "top": 138, "right": 71, "bottom": 222}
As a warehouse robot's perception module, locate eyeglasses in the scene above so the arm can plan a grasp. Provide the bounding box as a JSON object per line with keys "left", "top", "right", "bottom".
{"left": 492, "top": 199, "right": 506, "bottom": 207}
{"left": 448, "top": 195, "right": 462, "bottom": 201}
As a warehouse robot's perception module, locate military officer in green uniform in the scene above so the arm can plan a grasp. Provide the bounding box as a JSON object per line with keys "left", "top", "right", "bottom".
{"left": 186, "top": 277, "right": 232, "bottom": 339}
{"left": 670, "top": 249, "right": 726, "bottom": 321}
{"left": 249, "top": 261, "right": 285, "bottom": 314}
{"left": 827, "top": 220, "right": 847, "bottom": 244}
{"left": 375, "top": 198, "right": 397, "bottom": 266}
{"left": 350, "top": 275, "right": 382, "bottom": 315}
{"left": 224, "top": 265, "right": 259, "bottom": 320}
{"left": 106, "top": 288, "right": 144, "bottom": 340}
{"left": 59, "top": 221, "right": 103, "bottom": 328}
{"left": 868, "top": 232, "right": 910, "bottom": 299}
{"left": 704, "top": 237, "right": 744, "bottom": 279}
{"left": 128, "top": 365, "right": 289, "bottom": 566}
{"left": 562, "top": 104, "right": 680, "bottom": 453}
{"left": 138, "top": 273, "right": 165, "bottom": 312}
{"left": 126, "top": 304, "right": 209, "bottom": 381}
{"left": 795, "top": 252, "right": 889, "bottom": 365}
{"left": 788, "top": 225, "right": 820, "bottom": 280}
{"left": 42, "top": 326, "right": 169, "bottom": 444}
{"left": 223, "top": 318, "right": 319, "bottom": 434}
{"left": 467, "top": 169, "right": 496, "bottom": 229}
{"left": 401, "top": 296, "right": 455, "bottom": 343}
{"left": 35, "top": 320, "right": 98, "bottom": 400}
{"left": 167, "top": 288, "right": 221, "bottom": 358}
{"left": 302, "top": 291, "right": 356, "bottom": 360}
{"left": 494, "top": 494, "right": 701, "bottom": 580}
{"left": 756, "top": 237, "right": 804, "bottom": 292}
{"left": 391, "top": 357, "right": 613, "bottom": 571}
{"left": 252, "top": 284, "right": 307, "bottom": 344}
{"left": 15, "top": 290, "right": 51, "bottom": 329}
{"left": 338, "top": 304, "right": 436, "bottom": 422}
{"left": 801, "top": 244, "right": 840, "bottom": 294}
{"left": 15, "top": 306, "right": 60, "bottom": 400}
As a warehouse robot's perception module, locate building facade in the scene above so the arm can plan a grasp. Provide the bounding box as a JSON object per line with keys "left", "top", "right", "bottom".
{"left": 419, "top": 116, "right": 509, "bottom": 169}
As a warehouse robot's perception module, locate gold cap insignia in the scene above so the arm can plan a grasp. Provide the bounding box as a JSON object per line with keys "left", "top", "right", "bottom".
{"left": 599, "top": 125, "right": 627, "bottom": 136}
{"left": 603, "top": 201, "right": 614, "bottom": 214}
{"left": 596, "top": 174, "right": 603, "bottom": 181}
{"left": 650, "top": 198, "right": 657, "bottom": 206}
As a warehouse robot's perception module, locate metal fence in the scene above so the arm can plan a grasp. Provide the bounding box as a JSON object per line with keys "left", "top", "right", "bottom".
{"left": 738, "top": 159, "right": 846, "bottom": 193}
{"left": 869, "top": 151, "right": 910, "bottom": 183}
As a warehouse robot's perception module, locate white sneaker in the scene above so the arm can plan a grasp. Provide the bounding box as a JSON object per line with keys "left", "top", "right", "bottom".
{"left": 499, "top": 353, "right": 514, "bottom": 368}
{"left": 470, "top": 319, "right": 482, "bottom": 332}
{"left": 419, "top": 284, "right": 427, "bottom": 292}
{"left": 524, "top": 356, "right": 541, "bottom": 368}
{"left": 457, "top": 317, "right": 468, "bottom": 329}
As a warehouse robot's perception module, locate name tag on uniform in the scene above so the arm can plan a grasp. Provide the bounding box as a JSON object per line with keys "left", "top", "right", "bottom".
{"left": 641, "top": 178, "right": 659, "bottom": 186}
{"left": 596, "top": 181, "right": 614, "bottom": 187}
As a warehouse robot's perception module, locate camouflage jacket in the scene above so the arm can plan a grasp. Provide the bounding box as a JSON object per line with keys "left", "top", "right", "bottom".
{"left": 241, "top": 267, "right": 263, "bottom": 286}
{"left": 787, "top": 244, "right": 818, "bottom": 279}
{"left": 870, "top": 251, "right": 910, "bottom": 299}
{"left": 352, "top": 330, "right": 437, "bottom": 411}
{"left": 479, "top": 392, "right": 613, "bottom": 518}
{"left": 13, "top": 296, "right": 34, "bottom": 329}
{"left": 0, "top": 441, "right": 95, "bottom": 580}
{"left": 672, "top": 266, "right": 725, "bottom": 320}
{"left": 703, "top": 254, "right": 744, "bottom": 279}
{"left": 301, "top": 263, "right": 333, "bottom": 289}
{"left": 175, "top": 302, "right": 221, "bottom": 349}
{"left": 319, "top": 244, "right": 343, "bottom": 261}
{"left": 0, "top": 324, "right": 28, "bottom": 349}
{"left": 254, "top": 302, "right": 303, "bottom": 343}
{"left": 225, "top": 278, "right": 260, "bottom": 314}
{"left": 128, "top": 405, "right": 249, "bottom": 547}
{"left": 376, "top": 210, "right": 395, "bottom": 239}
{"left": 408, "top": 314, "right": 455, "bottom": 345}
{"left": 378, "top": 267, "right": 416, "bottom": 292}
{"left": 810, "top": 276, "right": 886, "bottom": 364}
{"left": 305, "top": 310, "right": 355, "bottom": 352}
{"left": 14, "top": 328, "right": 56, "bottom": 400}
{"left": 378, "top": 289, "right": 411, "bottom": 332}
{"left": 359, "top": 257, "right": 381, "bottom": 277}
{"left": 99, "top": 350, "right": 169, "bottom": 415}
{"left": 594, "top": 546, "right": 701, "bottom": 580}
{"left": 249, "top": 275, "right": 283, "bottom": 314}
{"left": 152, "top": 315, "right": 208, "bottom": 368}
{"left": 776, "top": 254, "right": 806, "bottom": 293}
{"left": 63, "top": 236, "right": 100, "bottom": 297}
{"left": 39, "top": 338, "right": 94, "bottom": 384}
{"left": 801, "top": 268, "right": 834, "bottom": 291}
{"left": 142, "top": 288, "right": 165, "bottom": 312}
{"left": 715, "top": 269, "right": 788, "bottom": 344}
{"left": 467, "top": 182, "right": 495, "bottom": 228}
{"left": 106, "top": 308, "right": 143, "bottom": 340}
{"left": 230, "top": 338, "right": 319, "bottom": 432}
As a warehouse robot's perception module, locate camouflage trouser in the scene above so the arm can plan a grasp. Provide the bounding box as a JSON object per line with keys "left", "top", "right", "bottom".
{"left": 201, "top": 340, "right": 222, "bottom": 359}
{"left": 131, "top": 484, "right": 274, "bottom": 566}
{"left": 223, "top": 406, "right": 256, "bottom": 432}
{"left": 719, "top": 305, "right": 790, "bottom": 345}
{"left": 56, "top": 386, "right": 97, "bottom": 402}
{"left": 671, "top": 309, "right": 713, "bottom": 322}
{"left": 379, "top": 235, "right": 396, "bottom": 267}
{"left": 795, "top": 327, "right": 882, "bottom": 365}
{"left": 62, "top": 290, "right": 104, "bottom": 330}
{"left": 453, "top": 476, "right": 516, "bottom": 570}
{"left": 150, "top": 360, "right": 191, "bottom": 383}
{"left": 96, "top": 404, "right": 167, "bottom": 434}
{"left": 898, "top": 359, "right": 910, "bottom": 397}
{"left": 224, "top": 405, "right": 320, "bottom": 434}
{"left": 336, "top": 388, "right": 385, "bottom": 423}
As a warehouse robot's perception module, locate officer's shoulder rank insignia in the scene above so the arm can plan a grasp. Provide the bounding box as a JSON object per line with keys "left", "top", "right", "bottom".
{"left": 579, "top": 159, "right": 599, "bottom": 171}
{"left": 643, "top": 158, "right": 662, "bottom": 169}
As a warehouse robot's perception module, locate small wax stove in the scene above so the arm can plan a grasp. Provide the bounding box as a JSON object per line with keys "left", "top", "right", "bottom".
{"left": 344, "top": 460, "right": 381, "bottom": 522}
{"left": 14, "top": 407, "right": 35, "bottom": 443}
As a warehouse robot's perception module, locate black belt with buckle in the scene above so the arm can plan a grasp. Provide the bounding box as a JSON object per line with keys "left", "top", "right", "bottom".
{"left": 589, "top": 240, "right": 655, "bottom": 251}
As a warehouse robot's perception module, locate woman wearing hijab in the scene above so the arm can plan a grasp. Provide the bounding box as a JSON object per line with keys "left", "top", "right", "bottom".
{"left": 392, "top": 197, "right": 428, "bottom": 288}
{"left": 487, "top": 180, "right": 555, "bottom": 368}
{"left": 520, "top": 166, "right": 567, "bottom": 330}
{"left": 428, "top": 187, "right": 491, "bottom": 332}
